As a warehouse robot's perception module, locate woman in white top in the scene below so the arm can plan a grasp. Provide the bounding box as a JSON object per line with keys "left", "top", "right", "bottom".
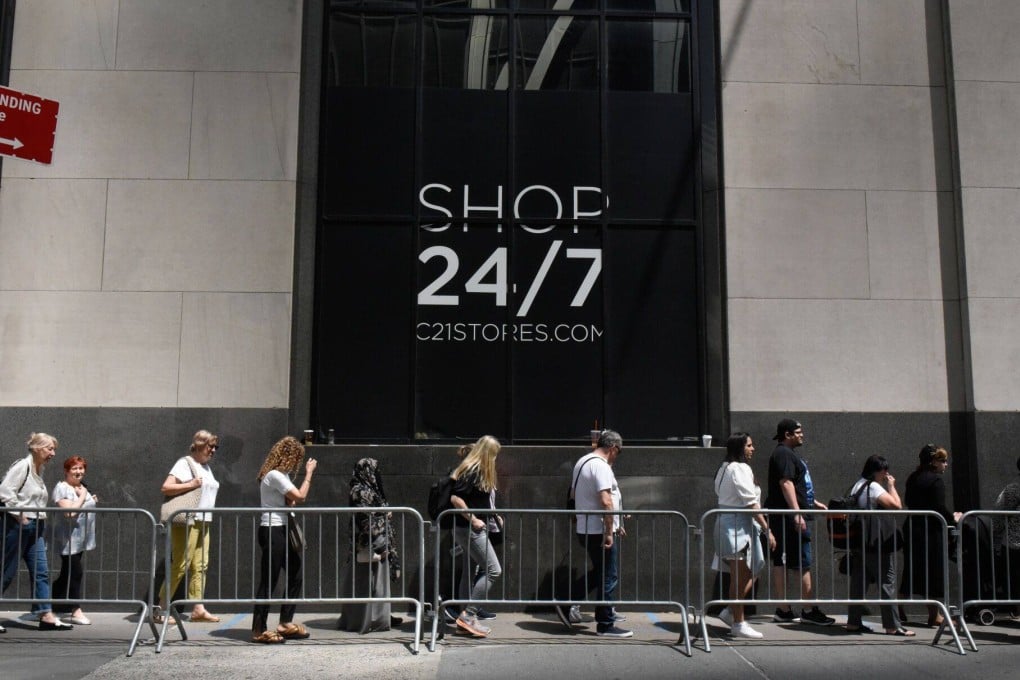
{"left": 713, "top": 433, "right": 775, "bottom": 639}
{"left": 844, "top": 454, "right": 914, "bottom": 636}
{"left": 251, "top": 436, "right": 317, "bottom": 644}
{"left": 157, "top": 430, "right": 221, "bottom": 624}
{"left": 51, "top": 455, "right": 98, "bottom": 625}
{"left": 0, "top": 432, "right": 73, "bottom": 631}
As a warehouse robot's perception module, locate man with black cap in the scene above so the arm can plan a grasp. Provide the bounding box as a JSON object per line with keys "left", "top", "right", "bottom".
{"left": 764, "top": 418, "right": 835, "bottom": 625}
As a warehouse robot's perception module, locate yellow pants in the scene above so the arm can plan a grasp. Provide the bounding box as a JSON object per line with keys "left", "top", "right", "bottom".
{"left": 161, "top": 522, "right": 211, "bottom": 607}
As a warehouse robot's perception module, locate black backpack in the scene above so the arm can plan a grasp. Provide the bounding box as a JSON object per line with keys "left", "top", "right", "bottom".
{"left": 427, "top": 475, "right": 454, "bottom": 522}
{"left": 827, "top": 482, "right": 869, "bottom": 550}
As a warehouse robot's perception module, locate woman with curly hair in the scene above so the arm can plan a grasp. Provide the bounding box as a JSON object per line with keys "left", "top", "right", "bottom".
{"left": 337, "top": 458, "right": 402, "bottom": 633}
{"left": 250, "top": 436, "right": 317, "bottom": 644}
{"left": 448, "top": 435, "right": 503, "bottom": 638}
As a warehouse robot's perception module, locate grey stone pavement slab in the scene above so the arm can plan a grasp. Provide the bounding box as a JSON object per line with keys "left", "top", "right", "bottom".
{"left": 2, "top": 608, "right": 1019, "bottom": 680}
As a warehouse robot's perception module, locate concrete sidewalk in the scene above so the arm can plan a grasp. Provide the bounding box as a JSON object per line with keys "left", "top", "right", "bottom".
{"left": 2, "top": 607, "right": 1018, "bottom": 680}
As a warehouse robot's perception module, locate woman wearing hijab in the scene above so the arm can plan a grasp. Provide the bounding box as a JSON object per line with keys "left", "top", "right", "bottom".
{"left": 337, "top": 458, "right": 402, "bottom": 633}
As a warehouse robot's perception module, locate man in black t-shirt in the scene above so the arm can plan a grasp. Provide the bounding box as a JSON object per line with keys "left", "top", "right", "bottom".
{"left": 764, "top": 418, "right": 835, "bottom": 626}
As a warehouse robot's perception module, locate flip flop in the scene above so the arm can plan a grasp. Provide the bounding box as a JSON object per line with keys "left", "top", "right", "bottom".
{"left": 190, "top": 612, "right": 221, "bottom": 623}
{"left": 277, "top": 622, "right": 310, "bottom": 639}
{"left": 885, "top": 627, "right": 916, "bottom": 637}
{"left": 251, "top": 631, "right": 285, "bottom": 644}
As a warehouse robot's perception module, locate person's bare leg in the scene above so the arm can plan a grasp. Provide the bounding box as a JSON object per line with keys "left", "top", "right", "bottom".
{"left": 730, "top": 560, "right": 751, "bottom": 623}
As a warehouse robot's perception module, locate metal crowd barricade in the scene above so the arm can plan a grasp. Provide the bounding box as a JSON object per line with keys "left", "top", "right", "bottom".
{"left": 157, "top": 506, "right": 426, "bottom": 654}
{"left": 429, "top": 508, "right": 694, "bottom": 655}
{"left": 0, "top": 506, "right": 159, "bottom": 656}
{"left": 956, "top": 510, "right": 1020, "bottom": 649}
{"left": 698, "top": 508, "right": 966, "bottom": 655}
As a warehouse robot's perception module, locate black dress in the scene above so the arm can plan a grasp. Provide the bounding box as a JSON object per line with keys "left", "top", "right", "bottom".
{"left": 900, "top": 470, "right": 954, "bottom": 598}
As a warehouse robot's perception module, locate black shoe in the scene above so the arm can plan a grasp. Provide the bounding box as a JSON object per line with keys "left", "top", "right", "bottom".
{"left": 772, "top": 608, "right": 797, "bottom": 623}
{"left": 553, "top": 605, "right": 574, "bottom": 630}
{"left": 596, "top": 624, "right": 633, "bottom": 638}
{"left": 39, "top": 620, "right": 73, "bottom": 631}
{"left": 800, "top": 608, "right": 836, "bottom": 626}
{"left": 474, "top": 608, "right": 496, "bottom": 620}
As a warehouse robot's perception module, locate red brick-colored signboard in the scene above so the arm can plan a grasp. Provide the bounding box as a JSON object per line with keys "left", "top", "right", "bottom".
{"left": 0, "top": 85, "right": 59, "bottom": 165}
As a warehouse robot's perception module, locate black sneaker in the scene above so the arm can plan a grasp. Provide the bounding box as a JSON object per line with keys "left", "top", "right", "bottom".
{"left": 553, "top": 605, "right": 574, "bottom": 630}
{"left": 596, "top": 625, "right": 633, "bottom": 638}
{"left": 772, "top": 608, "right": 797, "bottom": 623}
{"left": 800, "top": 608, "right": 836, "bottom": 626}
{"left": 475, "top": 608, "right": 497, "bottom": 620}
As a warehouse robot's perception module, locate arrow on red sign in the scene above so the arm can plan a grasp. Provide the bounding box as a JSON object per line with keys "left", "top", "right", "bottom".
{"left": 0, "top": 86, "right": 59, "bottom": 164}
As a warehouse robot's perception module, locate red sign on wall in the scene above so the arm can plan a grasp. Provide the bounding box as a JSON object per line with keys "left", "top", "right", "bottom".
{"left": 0, "top": 85, "right": 59, "bottom": 165}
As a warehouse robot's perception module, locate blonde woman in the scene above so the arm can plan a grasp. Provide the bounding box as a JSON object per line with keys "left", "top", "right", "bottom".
{"left": 157, "top": 430, "right": 221, "bottom": 624}
{"left": 251, "top": 436, "right": 317, "bottom": 644}
{"left": 0, "top": 433, "right": 73, "bottom": 631}
{"left": 448, "top": 435, "right": 503, "bottom": 638}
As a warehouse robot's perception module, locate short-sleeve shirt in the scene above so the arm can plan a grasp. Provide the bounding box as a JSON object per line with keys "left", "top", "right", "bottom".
{"left": 573, "top": 454, "right": 620, "bottom": 535}
{"left": 714, "top": 461, "right": 761, "bottom": 507}
{"left": 260, "top": 469, "right": 297, "bottom": 526}
{"left": 765, "top": 444, "right": 808, "bottom": 510}
{"left": 50, "top": 481, "right": 97, "bottom": 554}
{"left": 168, "top": 456, "right": 220, "bottom": 522}
{"left": 850, "top": 478, "right": 887, "bottom": 509}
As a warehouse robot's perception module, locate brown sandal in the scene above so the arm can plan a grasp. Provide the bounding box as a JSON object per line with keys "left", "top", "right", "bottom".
{"left": 251, "top": 630, "right": 285, "bottom": 644}
{"left": 277, "top": 622, "right": 310, "bottom": 639}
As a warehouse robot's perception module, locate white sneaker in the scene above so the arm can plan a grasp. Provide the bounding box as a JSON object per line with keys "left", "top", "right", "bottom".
{"left": 717, "top": 607, "right": 733, "bottom": 627}
{"left": 568, "top": 605, "right": 582, "bottom": 623}
{"left": 730, "top": 621, "right": 764, "bottom": 639}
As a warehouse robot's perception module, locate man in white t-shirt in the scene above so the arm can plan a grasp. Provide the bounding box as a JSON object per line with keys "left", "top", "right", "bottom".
{"left": 555, "top": 430, "right": 631, "bottom": 638}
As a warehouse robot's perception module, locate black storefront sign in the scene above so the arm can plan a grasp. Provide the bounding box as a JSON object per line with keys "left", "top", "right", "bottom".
{"left": 314, "top": 2, "right": 707, "bottom": 443}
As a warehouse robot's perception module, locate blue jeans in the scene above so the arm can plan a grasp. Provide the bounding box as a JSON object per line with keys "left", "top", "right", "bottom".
{"left": 579, "top": 533, "right": 619, "bottom": 628}
{"left": 1, "top": 516, "right": 53, "bottom": 613}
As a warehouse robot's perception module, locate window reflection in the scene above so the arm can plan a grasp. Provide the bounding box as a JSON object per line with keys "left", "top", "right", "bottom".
{"left": 515, "top": 16, "right": 598, "bottom": 90}
{"left": 331, "top": 0, "right": 416, "bottom": 8}
{"left": 424, "top": 15, "right": 510, "bottom": 88}
{"left": 605, "top": 0, "right": 689, "bottom": 11}
{"left": 424, "top": 0, "right": 508, "bottom": 7}
{"left": 328, "top": 12, "right": 416, "bottom": 86}
{"left": 517, "top": 0, "right": 596, "bottom": 10}
{"left": 607, "top": 19, "right": 689, "bottom": 92}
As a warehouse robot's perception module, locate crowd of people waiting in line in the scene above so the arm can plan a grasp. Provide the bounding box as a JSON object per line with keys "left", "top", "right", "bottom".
{"left": 2, "top": 421, "right": 1020, "bottom": 642}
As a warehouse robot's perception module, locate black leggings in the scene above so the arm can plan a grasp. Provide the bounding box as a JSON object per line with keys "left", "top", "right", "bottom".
{"left": 252, "top": 525, "right": 303, "bottom": 635}
{"left": 52, "top": 552, "right": 84, "bottom": 613}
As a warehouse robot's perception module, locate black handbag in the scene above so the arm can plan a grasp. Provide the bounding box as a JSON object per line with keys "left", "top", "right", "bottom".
{"left": 287, "top": 513, "right": 306, "bottom": 552}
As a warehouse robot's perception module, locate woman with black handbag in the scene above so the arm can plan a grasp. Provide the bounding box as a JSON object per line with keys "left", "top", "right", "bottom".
{"left": 844, "top": 455, "right": 914, "bottom": 636}
{"left": 250, "top": 436, "right": 316, "bottom": 644}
